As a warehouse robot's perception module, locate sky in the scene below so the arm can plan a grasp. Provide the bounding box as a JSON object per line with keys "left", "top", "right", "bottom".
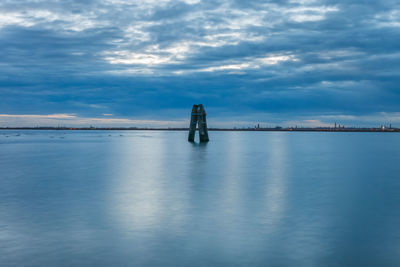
{"left": 0, "top": 0, "right": 399, "bottom": 128}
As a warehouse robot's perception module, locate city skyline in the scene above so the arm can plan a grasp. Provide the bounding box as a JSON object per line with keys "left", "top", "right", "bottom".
{"left": 1, "top": 0, "right": 400, "bottom": 127}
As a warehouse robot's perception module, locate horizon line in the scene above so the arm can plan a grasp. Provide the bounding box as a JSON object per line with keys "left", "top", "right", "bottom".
{"left": 0, "top": 126, "right": 399, "bottom": 133}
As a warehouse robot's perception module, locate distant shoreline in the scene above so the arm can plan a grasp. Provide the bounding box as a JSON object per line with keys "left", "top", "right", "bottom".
{"left": 0, "top": 127, "right": 399, "bottom": 132}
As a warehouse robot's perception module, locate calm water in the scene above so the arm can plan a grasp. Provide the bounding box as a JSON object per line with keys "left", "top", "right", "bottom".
{"left": 1, "top": 130, "right": 400, "bottom": 267}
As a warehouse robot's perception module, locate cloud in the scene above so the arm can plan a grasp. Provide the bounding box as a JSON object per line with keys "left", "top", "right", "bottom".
{"left": 0, "top": 0, "right": 399, "bottom": 126}
{"left": 0, "top": 114, "right": 187, "bottom": 127}
{"left": 0, "top": 114, "right": 76, "bottom": 119}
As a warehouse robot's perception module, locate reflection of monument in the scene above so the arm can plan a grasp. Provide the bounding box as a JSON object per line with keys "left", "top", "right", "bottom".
{"left": 188, "top": 104, "right": 209, "bottom": 142}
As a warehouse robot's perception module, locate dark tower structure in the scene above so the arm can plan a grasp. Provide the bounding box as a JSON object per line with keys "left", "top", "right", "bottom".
{"left": 188, "top": 104, "right": 199, "bottom": 142}
{"left": 188, "top": 104, "right": 209, "bottom": 142}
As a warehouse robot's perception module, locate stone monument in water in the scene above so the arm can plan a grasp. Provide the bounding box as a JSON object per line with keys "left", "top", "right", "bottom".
{"left": 188, "top": 104, "right": 209, "bottom": 142}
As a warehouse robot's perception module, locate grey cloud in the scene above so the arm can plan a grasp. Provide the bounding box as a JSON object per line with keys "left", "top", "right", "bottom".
{"left": 0, "top": 0, "right": 399, "bottom": 126}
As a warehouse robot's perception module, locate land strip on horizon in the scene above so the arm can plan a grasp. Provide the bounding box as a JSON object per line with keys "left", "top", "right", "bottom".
{"left": 0, "top": 127, "right": 399, "bottom": 132}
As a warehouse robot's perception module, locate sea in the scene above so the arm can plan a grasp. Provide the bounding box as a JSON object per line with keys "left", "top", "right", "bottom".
{"left": 1, "top": 130, "right": 400, "bottom": 267}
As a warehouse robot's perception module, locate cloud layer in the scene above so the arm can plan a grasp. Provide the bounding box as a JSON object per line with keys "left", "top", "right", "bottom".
{"left": 1, "top": 0, "right": 399, "bottom": 127}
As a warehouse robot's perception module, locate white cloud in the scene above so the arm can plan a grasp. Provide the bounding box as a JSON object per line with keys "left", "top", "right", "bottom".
{"left": 286, "top": 6, "right": 339, "bottom": 22}
{"left": 0, "top": 12, "right": 36, "bottom": 28}
{"left": 200, "top": 63, "right": 252, "bottom": 72}
{"left": 374, "top": 8, "right": 400, "bottom": 28}
{"left": 258, "top": 55, "right": 298, "bottom": 65}
{"left": 0, "top": 114, "right": 187, "bottom": 127}
{"left": 174, "top": 53, "right": 298, "bottom": 74}
{"left": 283, "top": 119, "right": 331, "bottom": 127}
{"left": 0, "top": 114, "right": 76, "bottom": 119}
{"left": 103, "top": 43, "right": 190, "bottom": 65}
{"left": 104, "top": 51, "right": 172, "bottom": 65}
{"left": 0, "top": 9, "right": 103, "bottom": 31}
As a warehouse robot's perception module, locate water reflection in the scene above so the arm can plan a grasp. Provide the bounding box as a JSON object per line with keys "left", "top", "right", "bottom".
{"left": 219, "top": 132, "right": 245, "bottom": 216}
{"left": 109, "top": 133, "right": 167, "bottom": 231}
{"left": 262, "top": 133, "right": 289, "bottom": 233}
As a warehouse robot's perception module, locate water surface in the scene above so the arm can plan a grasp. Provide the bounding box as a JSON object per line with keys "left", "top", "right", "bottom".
{"left": 1, "top": 130, "right": 400, "bottom": 266}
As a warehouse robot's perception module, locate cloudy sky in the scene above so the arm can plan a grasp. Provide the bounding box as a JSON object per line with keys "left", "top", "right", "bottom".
{"left": 0, "top": 0, "right": 399, "bottom": 127}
